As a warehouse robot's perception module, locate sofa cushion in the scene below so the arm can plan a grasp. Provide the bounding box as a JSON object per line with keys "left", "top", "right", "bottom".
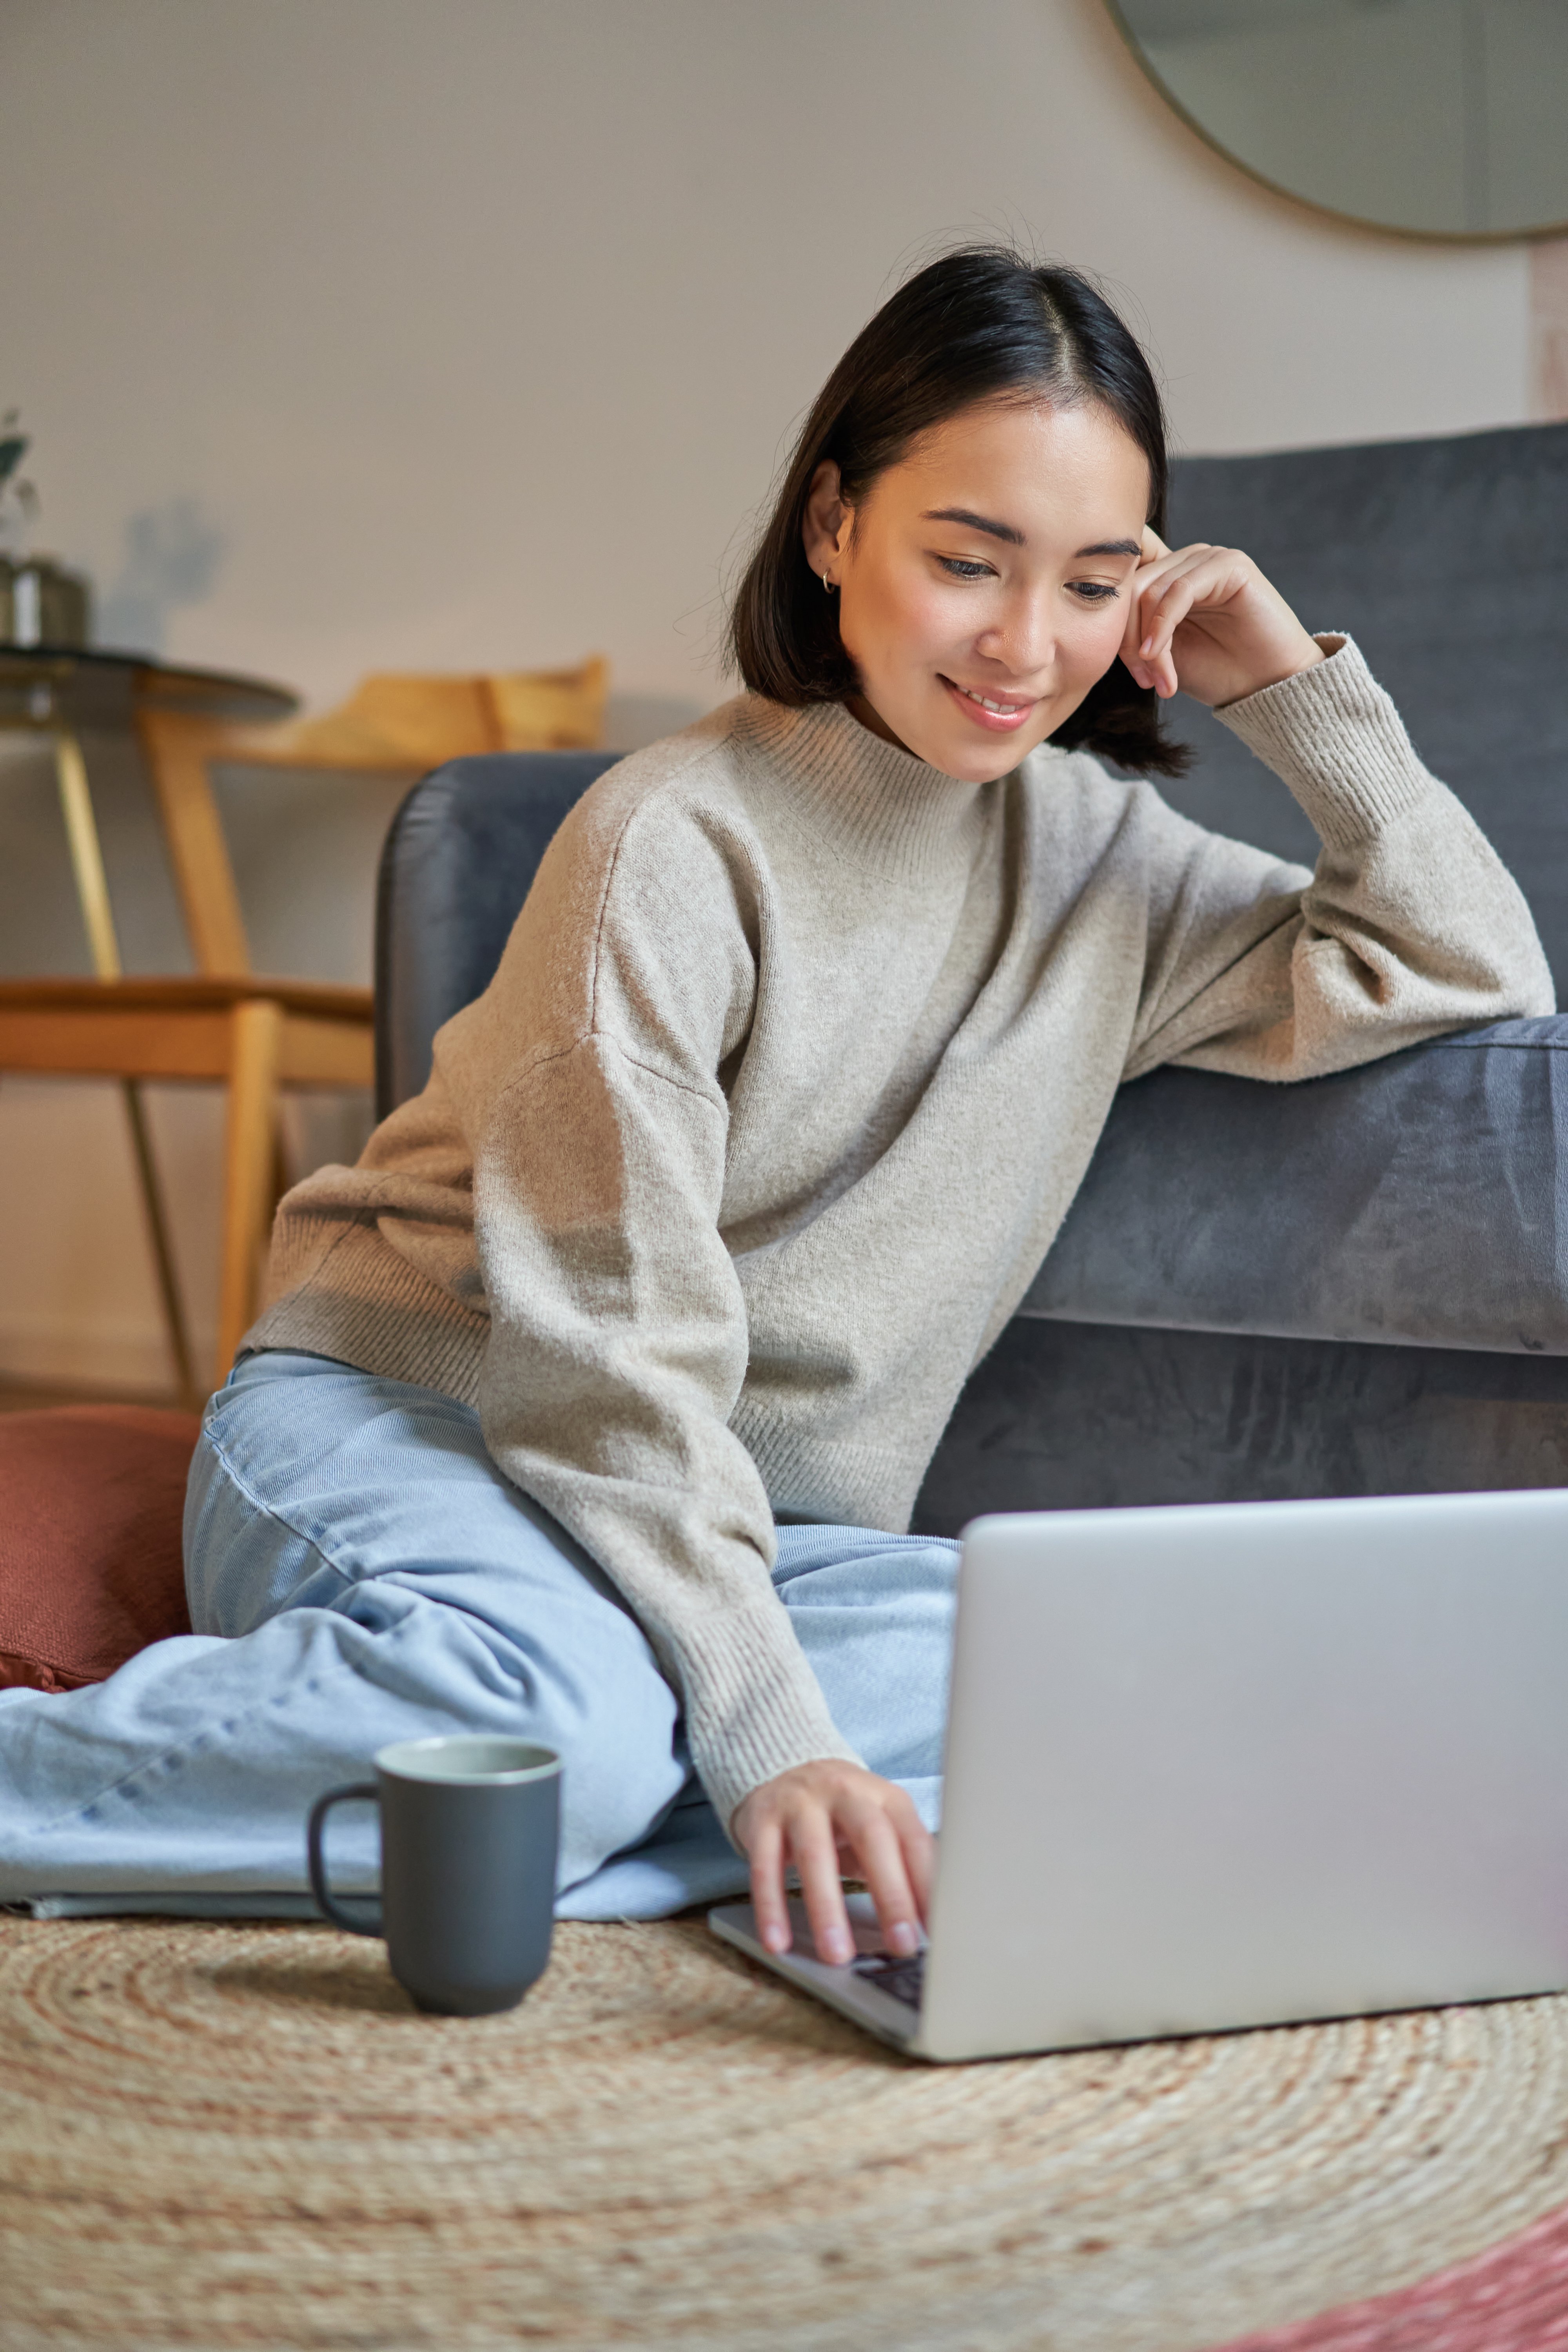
{"left": 0, "top": 1406, "right": 199, "bottom": 1692}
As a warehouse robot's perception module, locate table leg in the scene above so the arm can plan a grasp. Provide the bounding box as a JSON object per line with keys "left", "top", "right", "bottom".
{"left": 52, "top": 726, "right": 199, "bottom": 1409}
{"left": 53, "top": 728, "right": 122, "bottom": 982}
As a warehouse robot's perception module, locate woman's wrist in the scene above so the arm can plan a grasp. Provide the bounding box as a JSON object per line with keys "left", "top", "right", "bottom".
{"left": 1214, "top": 630, "right": 1327, "bottom": 710}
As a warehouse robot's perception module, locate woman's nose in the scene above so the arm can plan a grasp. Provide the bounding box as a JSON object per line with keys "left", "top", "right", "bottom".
{"left": 975, "top": 595, "right": 1055, "bottom": 676}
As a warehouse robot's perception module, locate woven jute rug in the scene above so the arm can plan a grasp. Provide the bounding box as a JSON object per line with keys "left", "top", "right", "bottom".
{"left": 5, "top": 1913, "right": 1568, "bottom": 2352}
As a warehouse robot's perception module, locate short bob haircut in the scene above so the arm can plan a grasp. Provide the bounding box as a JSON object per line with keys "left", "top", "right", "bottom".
{"left": 729, "top": 245, "right": 1189, "bottom": 777}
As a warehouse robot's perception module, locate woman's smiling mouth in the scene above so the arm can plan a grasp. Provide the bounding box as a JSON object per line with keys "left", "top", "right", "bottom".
{"left": 940, "top": 675, "right": 1038, "bottom": 732}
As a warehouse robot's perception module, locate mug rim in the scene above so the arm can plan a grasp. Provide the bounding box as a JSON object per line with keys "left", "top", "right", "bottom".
{"left": 374, "top": 1736, "right": 563, "bottom": 1787}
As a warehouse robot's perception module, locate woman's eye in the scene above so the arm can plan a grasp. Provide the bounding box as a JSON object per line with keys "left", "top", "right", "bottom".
{"left": 936, "top": 557, "right": 994, "bottom": 580}
{"left": 1069, "top": 581, "right": 1120, "bottom": 603}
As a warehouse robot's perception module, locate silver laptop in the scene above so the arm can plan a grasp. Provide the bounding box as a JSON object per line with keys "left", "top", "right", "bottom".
{"left": 710, "top": 1492, "right": 1568, "bottom": 2062}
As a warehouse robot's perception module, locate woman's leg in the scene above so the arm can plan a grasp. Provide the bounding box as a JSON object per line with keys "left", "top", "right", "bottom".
{"left": 0, "top": 1352, "right": 961, "bottom": 1920}
{"left": 0, "top": 1353, "right": 688, "bottom": 1905}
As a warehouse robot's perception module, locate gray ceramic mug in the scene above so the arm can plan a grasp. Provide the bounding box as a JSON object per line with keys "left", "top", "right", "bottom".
{"left": 307, "top": 1736, "right": 561, "bottom": 2016}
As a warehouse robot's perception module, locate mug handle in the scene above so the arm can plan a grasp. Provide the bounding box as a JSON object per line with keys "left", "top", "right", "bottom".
{"left": 307, "top": 1782, "right": 381, "bottom": 1935}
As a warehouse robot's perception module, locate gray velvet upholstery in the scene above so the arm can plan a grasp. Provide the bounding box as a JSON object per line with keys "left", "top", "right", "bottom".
{"left": 373, "top": 421, "right": 1568, "bottom": 1519}
{"left": 1025, "top": 1020, "right": 1568, "bottom": 1354}
{"left": 1162, "top": 421, "right": 1568, "bottom": 993}
{"left": 375, "top": 750, "right": 618, "bottom": 1117}
{"left": 910, "top": 1321, "right": 1568, "bottom": 1529}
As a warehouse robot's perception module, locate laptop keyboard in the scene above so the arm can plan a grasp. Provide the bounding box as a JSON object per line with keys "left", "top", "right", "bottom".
{"left": 849, "top": 1949, "right": 926, "bottom": 2009}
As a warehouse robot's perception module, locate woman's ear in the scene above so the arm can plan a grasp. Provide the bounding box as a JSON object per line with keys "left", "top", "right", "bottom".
{"left": 802, "top": 461, "right": 849, "bottom": 584}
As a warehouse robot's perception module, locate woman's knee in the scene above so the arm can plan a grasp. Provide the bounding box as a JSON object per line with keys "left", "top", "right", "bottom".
{"left": 773, "top": 1531, "right": 960, "bottom": 1614}
{"left": 184, "top": 1352, "right": 687, "bottom": 1877}
{"left": 325, "top": 1578, "right": 686, "bottom": 1880}
{"left": 184, "top": 1417, "right": 339, "bottom": 1636}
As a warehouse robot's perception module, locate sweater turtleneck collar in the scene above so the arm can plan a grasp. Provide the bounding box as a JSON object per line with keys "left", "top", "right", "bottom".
{"left": 738, "top": 694, "right": 998, "bottom": 886}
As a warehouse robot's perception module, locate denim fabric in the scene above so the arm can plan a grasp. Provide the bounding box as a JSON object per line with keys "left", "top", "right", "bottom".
{"left": 0, "top": 1351, "right": 957, "bottom": 1921}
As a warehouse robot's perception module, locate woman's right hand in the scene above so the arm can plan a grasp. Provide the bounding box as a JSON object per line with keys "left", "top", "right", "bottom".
{"left": 731, "top": 1759, "right": 933, "bottom": 1967}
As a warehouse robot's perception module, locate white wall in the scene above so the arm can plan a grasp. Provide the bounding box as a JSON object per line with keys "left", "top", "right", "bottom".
{"left": 0, "top": 0, "right": 1536, "bottom": 1394}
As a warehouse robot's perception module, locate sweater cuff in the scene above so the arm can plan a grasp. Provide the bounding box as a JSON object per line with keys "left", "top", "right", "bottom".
{"left": 1213, "top": 635, "right": 1430, "bottom": 851}
{"left": 678, "top": 1599, "right": 864, "bottom": 1836}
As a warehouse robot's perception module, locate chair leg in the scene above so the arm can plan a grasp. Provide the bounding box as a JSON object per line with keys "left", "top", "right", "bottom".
{"left": 120, "top": 1079, "right": 200, "bottom": 1412}
{"left": 216, "top": 1000, "right": 283, "bottom": 1392}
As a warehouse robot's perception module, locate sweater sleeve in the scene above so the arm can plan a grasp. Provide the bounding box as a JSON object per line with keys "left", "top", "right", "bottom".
{"left": 1124, "top": 637, "right": 1554, "bottom": 1083}
{"left": 457, "top": 803, "right": 860, "bottom": 1835}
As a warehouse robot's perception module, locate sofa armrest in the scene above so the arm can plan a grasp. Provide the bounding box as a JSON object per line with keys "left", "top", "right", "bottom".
{"left": 1023, "top": 1019, "right": 1568, "bottom": 1357}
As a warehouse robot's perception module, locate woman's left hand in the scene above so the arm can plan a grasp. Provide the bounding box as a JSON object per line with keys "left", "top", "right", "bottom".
{"left": 1122, "top": 529, "right": 1325, "bottom": 710}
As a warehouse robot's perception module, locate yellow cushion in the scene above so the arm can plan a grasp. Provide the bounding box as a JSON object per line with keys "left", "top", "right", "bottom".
{"left": 489, "top": 657, "right": 608, "bottom": 750}
{"left": 232, "top": 657, "right": 608, "bottom": 768}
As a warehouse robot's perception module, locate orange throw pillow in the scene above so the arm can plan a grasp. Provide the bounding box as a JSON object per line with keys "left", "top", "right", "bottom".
{"left": 0, "top": 1406, "right": 199, "bottom": 1693}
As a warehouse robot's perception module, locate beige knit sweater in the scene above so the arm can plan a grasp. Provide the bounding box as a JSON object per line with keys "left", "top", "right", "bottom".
{"left": 250, "top": 640, "right": 1553, "bottom": 1826}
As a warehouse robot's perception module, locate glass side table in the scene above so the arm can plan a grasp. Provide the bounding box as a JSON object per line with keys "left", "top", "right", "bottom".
{"left": 0, "top": 648, "right": 372, "bottom": 1405}
{"left": 0, "top": 646, "right": 298, "bottom": 978}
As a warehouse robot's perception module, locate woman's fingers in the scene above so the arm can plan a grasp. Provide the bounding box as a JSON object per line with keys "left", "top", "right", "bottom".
{"left": 900, "top": 1794, "right": 936, "bottom": 1919}
{"left": 793, "top": 1799, "right": 856, "bottom": 1965}
{"left": 1137, "top": 550, "right": 1220, "bottom": 653}
{"left": 1132, "top": 546, "right": 1254, "bottom": 697}
{"left": 1123, "top": 534, "right": 1201, "bottom": 688}
{"left": 732, "top": 1762, "right": 938, "bottom": 1969}
{"left": 745, "top": 1808, "right": 792, "bottom": 1955}
{"left": 1122, "top": 532, "right": 1178, "bottom": 666}
{"left": 845, "top": 1800, "right": 927, "bottom": 1957}
{"left": 1121, "top": 561, "right": 1155, "bottom": 674}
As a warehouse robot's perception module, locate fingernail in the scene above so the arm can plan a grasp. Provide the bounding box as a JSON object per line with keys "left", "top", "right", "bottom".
{"left": 822, "top": 1930, "right": 853, "bottom": 1966}
{"left": 887, "top": 1921, "right": 918, "bottom": 1957}
{"left": 1140, "top": 636, "right": 1155, "bottom": 656}
{"left": 762, "top": 1924, "right": 789, "bottom": 1954}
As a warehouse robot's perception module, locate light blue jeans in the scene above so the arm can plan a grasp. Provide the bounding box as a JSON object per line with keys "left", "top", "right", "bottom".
{"left": 0, "top": 1351, "right": 958, "bottom": 1919}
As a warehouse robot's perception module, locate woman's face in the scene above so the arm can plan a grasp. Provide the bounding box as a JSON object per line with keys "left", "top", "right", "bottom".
{"left": 802, "top": 397, "right": 1151, "bottom": 782}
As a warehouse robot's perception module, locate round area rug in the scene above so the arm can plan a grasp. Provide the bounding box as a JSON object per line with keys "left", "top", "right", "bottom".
{"left": 4, "top": 1914, "right": 1568, "bottom": 2352}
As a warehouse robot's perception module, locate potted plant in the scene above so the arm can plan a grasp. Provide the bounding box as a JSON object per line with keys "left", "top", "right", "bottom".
{"left": 0, "top": 412, "right": 92, "bottom": 648}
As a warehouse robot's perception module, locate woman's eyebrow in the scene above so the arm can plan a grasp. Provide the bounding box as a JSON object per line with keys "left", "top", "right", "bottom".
{"left": 921, "top": 511, "right": 1142, "bottom": 561}
{"left": 921, "top": 506, "right": 1025, "bottom": 546}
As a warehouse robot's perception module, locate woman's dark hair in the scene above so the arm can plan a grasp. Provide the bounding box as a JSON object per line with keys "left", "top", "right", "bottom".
{"left": 728, "top": 245, "right": 1188, "bottom": 776}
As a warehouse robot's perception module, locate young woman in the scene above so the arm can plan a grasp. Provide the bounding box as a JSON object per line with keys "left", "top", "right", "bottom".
{"left": 0, "top": 250, "right": 1550, "bottom": 1967}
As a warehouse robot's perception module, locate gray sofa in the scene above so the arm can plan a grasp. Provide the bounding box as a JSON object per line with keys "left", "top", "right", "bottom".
{"left": 375, "top": 419, "right": 1568, "bottom": 1532}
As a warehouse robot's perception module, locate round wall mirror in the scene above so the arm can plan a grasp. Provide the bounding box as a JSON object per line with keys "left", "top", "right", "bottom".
{"left": 1107, "top": 0, "right": 1568, "bottom": 240}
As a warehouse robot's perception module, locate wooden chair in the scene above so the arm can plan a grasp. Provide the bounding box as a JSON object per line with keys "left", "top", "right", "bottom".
{"left": 0, "top": 657, "right": 606, "bottom": 1405}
